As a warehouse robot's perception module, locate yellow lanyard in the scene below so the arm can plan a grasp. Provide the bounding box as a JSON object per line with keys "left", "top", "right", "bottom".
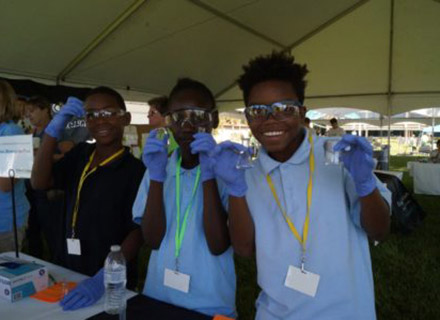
{"left": 266, "top": 133, "right": 314, "bottom": 270}
{"left": 71, "top": 147, "right": 125, "bottom": 238}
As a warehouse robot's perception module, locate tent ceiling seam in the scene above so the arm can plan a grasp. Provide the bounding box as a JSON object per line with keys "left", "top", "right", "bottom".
{"left": 284, "top": 0, "right": 371, "bottom": 52}
{"left": 59, "top": 78, "right": 162, "bottom": 97}
{"left": 56, "top": 0, "right": 147, "bottom": 84}
{"left": 213, "top": 0, "right": 372, "bottom": 99}
{"left": 187, "top": 0, "right": 288, "bottom": 49}
{"left": 0, "top": 69, "right": 56, "bottom": 82}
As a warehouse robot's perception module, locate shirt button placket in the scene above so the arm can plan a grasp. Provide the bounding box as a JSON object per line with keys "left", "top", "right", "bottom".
{"left": 280, "top": 165, "right": 292, "bottom": 213}
{"left": 186, "top": 170, "right": 192, "bottom": 193}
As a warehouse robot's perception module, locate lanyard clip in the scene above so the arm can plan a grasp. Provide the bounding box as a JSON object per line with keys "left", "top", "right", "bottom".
{"left": 175, "top": 258, "right": 179, "bottom": 273}
{"left": 300, "top": 253, "right": 306, "bottom": 274}
{"left": 71, "top": 230, "right": 75, "bottom": 239}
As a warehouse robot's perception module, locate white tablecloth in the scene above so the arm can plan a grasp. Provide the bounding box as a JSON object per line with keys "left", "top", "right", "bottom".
{"left": 0, "top": 252, "right": 136, "bottom": 320}
{"left": 407, "top": 161, "right": 417, "bottom": 176}
{"left": 410, "top": 163, "right": 440, "bottom": 195}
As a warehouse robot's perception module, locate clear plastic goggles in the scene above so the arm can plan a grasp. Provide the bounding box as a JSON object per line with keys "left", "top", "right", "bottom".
{"left": 245, "top": 100, "right": 302, "bottom": 122}
{"left": 165, "top": 107, "right": 214, "bottom": 128}
{"left": 85, "top": 109, "right": 126, "bottom": 120}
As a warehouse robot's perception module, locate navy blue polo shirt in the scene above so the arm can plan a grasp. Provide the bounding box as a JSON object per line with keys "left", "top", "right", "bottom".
{"left": 53, "top": 142, "right": 145, "bottom": 286}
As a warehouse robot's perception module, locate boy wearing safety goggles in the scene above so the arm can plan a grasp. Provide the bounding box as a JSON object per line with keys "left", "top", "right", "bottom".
{"left": 31, "top": 87, "right": 145, "bottom": 310}
{"left": 132, "top": 78, "right": 236, "bottom": 317}
{"left": 212, "top": 52, "right": 391, "bottom": 319}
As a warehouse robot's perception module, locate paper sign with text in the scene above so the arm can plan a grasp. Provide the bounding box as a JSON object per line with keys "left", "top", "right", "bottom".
{"left": 0, "top": 135, "right": 33, "bottom": 178}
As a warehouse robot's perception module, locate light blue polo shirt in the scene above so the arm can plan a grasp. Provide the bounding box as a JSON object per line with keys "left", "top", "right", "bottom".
{"left": 132, "top": 150, "right": 236, "bottom": 317}
{"left": 0, "top": 122, "right": 30, "bottom": 233}
{"left": 245, "top": 131, "right": 391, "bottom": 320}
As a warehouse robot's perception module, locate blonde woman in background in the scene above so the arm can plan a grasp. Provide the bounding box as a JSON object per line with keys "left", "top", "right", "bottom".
{"left": 0, "top": 80, "right": 30, "bottom": 252}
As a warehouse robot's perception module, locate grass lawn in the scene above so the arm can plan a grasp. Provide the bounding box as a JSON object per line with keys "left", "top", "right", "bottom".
{"left": 372, "top": 156, "right": 440, "bottom": 320}
{"left": 134, "top": 156, "right": 439, "bottom": 319}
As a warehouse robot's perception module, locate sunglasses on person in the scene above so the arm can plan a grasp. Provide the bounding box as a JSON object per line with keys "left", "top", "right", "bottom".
{"left": 244, "top": 100, "right": 302, "bottom": 122}
{"left": 85, "top": 109, "right": 126, "bottom": 120}
{"left": 165, "top": 106, "right": 215, "bottom": 128}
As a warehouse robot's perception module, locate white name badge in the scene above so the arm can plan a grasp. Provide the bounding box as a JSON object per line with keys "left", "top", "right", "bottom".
{"left": 164, "top": 268, "right": 190, "bottom": 293}
{"left": 66, "top": 238, "right": 81, "bottom": 255}
{"left": 284, "top": 265, "right": 320, "bottom": 297}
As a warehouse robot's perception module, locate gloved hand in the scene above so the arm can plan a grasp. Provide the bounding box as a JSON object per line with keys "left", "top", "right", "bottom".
{"left": 334, "top": 134, "right": 376, "bottom": 197}
{"left": 60, "top": 269, "right": 104, "bottom": 311}
{"left": 45, "top": 97, "right": 84, "bottom": 139}
{"left": 211, "top": 141, "right": 249, "bottom": 197}
{"left": 142, "top": 129, "right": 169, "bottom": 182}
{"left": 190, "top": 133, "right": 217, "bottom": 182}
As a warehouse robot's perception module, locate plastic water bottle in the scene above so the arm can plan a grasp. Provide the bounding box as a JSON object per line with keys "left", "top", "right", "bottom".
{"left": 104, "top": 245, "right": 127, "bottom": 315}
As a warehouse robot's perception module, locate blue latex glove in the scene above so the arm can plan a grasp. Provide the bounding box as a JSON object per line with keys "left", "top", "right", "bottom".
{"left": 45, "top": 97, "right": 84, "bottom": 139}
{"left": 142, "top": 129, "right": 169, "bottom": 182}
{"left": 334, "top": 134, "right": 377, "bottom": 197}
{"left": 60, "top": 269, "right": 104, "bottom": 311}
{"left": 190, "top": 133, "right": 217, "bottom": 182}
{"left": 211, "top": 141, "right": 249, "bottom": 197}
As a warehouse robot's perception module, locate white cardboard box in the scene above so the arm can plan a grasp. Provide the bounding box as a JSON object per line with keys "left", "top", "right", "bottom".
{"left": 0, "top": 256, "right": 48, "bottom": 302}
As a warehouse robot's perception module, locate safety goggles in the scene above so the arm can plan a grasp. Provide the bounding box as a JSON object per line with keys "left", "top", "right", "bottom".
{"left": 85, "top": 109, "right": 126, "bottom": 121}
{"left": 245, "top": 100, "right": 302, "bottom": 122}
{"left": 165, "top": 107, "right": 214, "bottom": 128}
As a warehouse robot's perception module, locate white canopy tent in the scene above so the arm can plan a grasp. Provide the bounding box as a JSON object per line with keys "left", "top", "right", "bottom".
{"left": 1, "top": 0, "right": 439, "bottom": 116}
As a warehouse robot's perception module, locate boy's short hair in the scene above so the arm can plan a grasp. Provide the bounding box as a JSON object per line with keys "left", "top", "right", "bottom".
{"left": 169, "top": 78, "right": 216, "bottom": 109}
{"left": 330, "top": 118, "right": 338, "bottom": 124}
{"left": 85, "top": 86, "right": 126, "bottom": 111}
{"left": 28, "top": 95, "right": 51, "bottom": 111}
{"left": 304, "top": 117, "right": 311, "bottom": 125}
{"left": 148, "top": 96, "right": 168, "bottom": 115}
{"left": 238, "top": 51, "right": 309, "bottom": 105}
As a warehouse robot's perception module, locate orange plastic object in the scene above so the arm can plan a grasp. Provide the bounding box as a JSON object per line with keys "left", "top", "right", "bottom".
{"left": 31, "top": 282, "right": 77, "bottom": 303}
{"left": 213, "top": 316, "right": 235, "bottom": 320}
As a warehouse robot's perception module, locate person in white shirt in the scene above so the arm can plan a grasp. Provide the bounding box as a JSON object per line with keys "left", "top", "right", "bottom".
{"left": 430, "top": 140, "right": 440, "bottom": 163}
{"left": 304, "top": 117, "right": 316, "bottom": 136}
{"left": 326, "top": 118, "right": 345, "bottom": 137}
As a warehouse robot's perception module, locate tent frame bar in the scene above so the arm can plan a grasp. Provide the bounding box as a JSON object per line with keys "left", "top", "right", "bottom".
{"left": 56, "top": 0, "right": 147, "bottom": 84}
{"left": 217, "top": 90, "right": 440, "bottom": 103}
{"left": 308, "top": 90, "right": 440, "bottom": 99}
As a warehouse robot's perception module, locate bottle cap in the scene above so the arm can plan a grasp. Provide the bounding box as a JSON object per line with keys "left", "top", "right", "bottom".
{"left": 110, "top": 245, "right": 121, "bottom": 252}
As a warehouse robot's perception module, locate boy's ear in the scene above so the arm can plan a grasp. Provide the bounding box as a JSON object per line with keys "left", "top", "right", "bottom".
{"left": 122, "top": 112, "right": 131, "bottom": 126}
{"left": 300, "top": 106, "right": 307, "bottom": 119}
{"left": 212, "top": 110, "right": 219, "bottom": 129}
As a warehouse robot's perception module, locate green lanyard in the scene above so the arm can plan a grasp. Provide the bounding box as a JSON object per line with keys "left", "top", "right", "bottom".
{"left": 174, "top": 155, "right": 201, "bottom": 270}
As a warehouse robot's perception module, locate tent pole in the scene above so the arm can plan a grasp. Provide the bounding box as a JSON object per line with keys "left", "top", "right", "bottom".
{"left": 433, "top": 107, "right": 436, "bottom": 150}
{"left": 386, "top": 0, "right": 395, "bottom": 167}
{"left": 387, "top": 99, "right": 391, "bottom": 165}
{"left": 379, "top": 115, "right": 383, "bottom": 139}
